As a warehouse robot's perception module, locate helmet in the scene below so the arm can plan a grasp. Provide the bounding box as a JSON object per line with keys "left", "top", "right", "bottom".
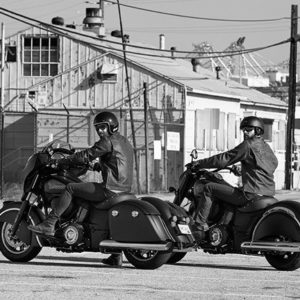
{"left": 93, "top": 111, "right": 119, "bottom": 135}
{"left": 240, "top": 116, "right": 264, "bottom": 135}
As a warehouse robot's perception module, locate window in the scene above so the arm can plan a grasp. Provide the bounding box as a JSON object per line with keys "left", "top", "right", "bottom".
{"left": 262, "top": 118, "right": 274, "bottom": 142}
{"left": 23, "top": 36, "right": 59, "bottom": 77}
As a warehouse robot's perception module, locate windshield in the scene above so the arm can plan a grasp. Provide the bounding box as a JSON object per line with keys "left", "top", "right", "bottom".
{"left": 41, "top": 139, "right": 73, "bottom": 153}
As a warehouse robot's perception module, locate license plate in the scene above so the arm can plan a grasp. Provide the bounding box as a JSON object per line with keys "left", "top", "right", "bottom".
{"left": 178, "top": 224, "right": 192, "bottom": 234}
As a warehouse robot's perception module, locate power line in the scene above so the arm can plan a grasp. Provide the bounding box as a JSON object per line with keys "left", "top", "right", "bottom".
{"left": 0, "top": 7, "right": 290, "bottom": 59}
{"left": 103, "top": 0, "right": 291, "bottom": 22}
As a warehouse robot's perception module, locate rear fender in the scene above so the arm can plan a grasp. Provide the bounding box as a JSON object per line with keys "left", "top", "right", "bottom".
{"left": 0, "top": 201, "right": 46, "bottom": 247}
{"left": 251, "top": 201, "right": 300, "bottom": 242}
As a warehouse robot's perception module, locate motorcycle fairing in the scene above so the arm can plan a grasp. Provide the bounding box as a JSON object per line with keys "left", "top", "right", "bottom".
{"left": 108, "top": 200, "right": 174, "bottom": 243}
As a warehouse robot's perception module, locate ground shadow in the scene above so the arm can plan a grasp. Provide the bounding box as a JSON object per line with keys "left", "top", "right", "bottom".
{"left": 172, "top": 261, "right": 271, "bottom": 272}
{"left": 0, "top": 257, "right": 132, "bottom": 270}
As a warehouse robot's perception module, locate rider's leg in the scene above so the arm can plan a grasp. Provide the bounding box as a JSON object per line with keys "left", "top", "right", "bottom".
{"left": 28, "top": 182, "right": 107, "bottom": 236}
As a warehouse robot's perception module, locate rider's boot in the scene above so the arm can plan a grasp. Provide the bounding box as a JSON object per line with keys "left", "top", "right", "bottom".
{"left": 102, "top": 253, "right": 123, "bottom": 267}
{"left": 28, "top": 211, "right": 59, "bottom": 236}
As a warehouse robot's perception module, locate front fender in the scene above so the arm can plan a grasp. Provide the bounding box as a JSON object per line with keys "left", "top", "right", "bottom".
{"left": 251, "top": 200, "right": 300, "bottom": 242}
{"left": 0, "top": 201, "right": 45, "bottom": 247}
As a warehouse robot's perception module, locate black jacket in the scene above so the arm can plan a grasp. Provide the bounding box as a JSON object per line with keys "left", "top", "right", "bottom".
{"left": 60, "top": 133, "right": 134, "bottom": 192}
{"left": 194, "top": 137, "right": 278, "bottom": 196}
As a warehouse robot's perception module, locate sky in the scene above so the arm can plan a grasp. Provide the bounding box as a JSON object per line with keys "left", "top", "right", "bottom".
{"left": 0, "top": 0, "right": 299, "bottom": 66}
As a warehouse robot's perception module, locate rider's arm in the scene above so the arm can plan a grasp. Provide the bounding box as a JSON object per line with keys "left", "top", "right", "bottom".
{"left": 57, "top": 137, "right": 112, "bottom": 166}
{"left": 193, "top": 140, "right": 250, "bottom": 169}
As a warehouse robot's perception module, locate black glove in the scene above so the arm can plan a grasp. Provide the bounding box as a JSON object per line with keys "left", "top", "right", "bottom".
{"left": 92, "top": 162, "right": 101, "bottom": 172}
{"left": 185, "top": 162, "right": 199, "bottom": 172}
{"left": 231, "top": 164, "right": 242, "bottom": 176}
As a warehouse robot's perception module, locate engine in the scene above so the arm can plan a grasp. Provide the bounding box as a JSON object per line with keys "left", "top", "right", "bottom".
{"left": 63, "top": 223, "right": 84, "bottom": 246}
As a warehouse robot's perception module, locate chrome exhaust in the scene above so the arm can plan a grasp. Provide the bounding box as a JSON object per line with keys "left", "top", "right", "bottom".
{"left": 99, "top": 240, "right": 172, "bottom": 251}
{"left": 241, "top": 241, "right": 300, "bottom": 253}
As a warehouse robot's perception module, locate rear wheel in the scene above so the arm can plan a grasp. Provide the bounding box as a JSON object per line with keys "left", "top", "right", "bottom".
{"left": 265, "top": 252, "right": 300, "bottom": 271}
{"left": 124, "top": 249, "right": 172, "bottom": 269}
{"left": 264, "top": 235, "right": 300, "bottom": 271}
{"left": 166, "top": 252, "right": 187, "bottom": 264}
{"left": 0, "top": 221, "right": 41, "bottom": 262}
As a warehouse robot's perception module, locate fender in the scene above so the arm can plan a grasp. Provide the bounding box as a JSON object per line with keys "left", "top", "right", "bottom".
{"left": 0, "top": 201, "right": 46, "bottom": 247}
{"left": 251, "top": 200, "right": 300, "bottom": 242}
{"left": 241, "top": 200, "right": 300, "bottom": 253}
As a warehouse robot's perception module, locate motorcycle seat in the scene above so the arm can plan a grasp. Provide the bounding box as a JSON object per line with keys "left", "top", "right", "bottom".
{"left": 92, "top": 192, "right": 138, "bottom": 210}
{"left": 237, "top": 196, "right": 278, "bottom": 213}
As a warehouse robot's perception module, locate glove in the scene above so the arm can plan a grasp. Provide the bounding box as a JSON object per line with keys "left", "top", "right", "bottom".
{"left": 231, "top": 164, "right": 242, "bottom": 176}
{"left": 185, "top": 162, "right": 199, "bottom": 172}
{"left": 92, "top": 162, "right": 101, "bottom": 172}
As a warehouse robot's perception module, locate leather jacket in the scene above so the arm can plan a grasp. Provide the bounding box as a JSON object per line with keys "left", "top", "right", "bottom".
{"left": 194, "top": 136, "right": 278, "bottom": 196}
{"left": 59, "top": 133, "right": 134, "bottom": 192}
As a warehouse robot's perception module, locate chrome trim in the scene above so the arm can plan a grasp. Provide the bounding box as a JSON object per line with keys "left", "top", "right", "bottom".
{"left": 241, "top": 241, "right": 300, "bottom": 253}
{"left": 99, "top": 240, "right": 172, "bottom": 251}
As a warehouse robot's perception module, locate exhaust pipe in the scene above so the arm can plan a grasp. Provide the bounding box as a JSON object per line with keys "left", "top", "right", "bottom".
{"left": 99, "top": 240, "right": 172, "bottom": 251}
{"left": 241, "top": 241, "right": 300, "bottom": 253}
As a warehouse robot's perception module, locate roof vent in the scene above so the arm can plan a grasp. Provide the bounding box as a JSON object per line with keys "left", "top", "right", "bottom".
{"left": 83, "top": 7, "right": 105, "bottom": 37}
{"left": 52, "top": 17, "right": 64, "bottom": 26}
{"left": 170, "top": 47, "right": 176, "bottom": 59}
{"left": 159, "top": 34, "right": 165, "bottom": 50}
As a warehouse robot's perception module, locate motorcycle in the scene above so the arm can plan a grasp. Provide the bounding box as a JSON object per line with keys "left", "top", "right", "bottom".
{"left": 168, "top": 149, "right": 300, "bottom": 271}
{"left": 0, "top": 139, "right": 195, "bottom": 269}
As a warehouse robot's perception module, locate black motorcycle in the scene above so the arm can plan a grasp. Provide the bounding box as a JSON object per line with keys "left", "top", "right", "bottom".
{"left": 168, "top": 149, "right": 300, "bottom": 271}
{"left": 0, "top": 139, "right": 194, "bottom": 269}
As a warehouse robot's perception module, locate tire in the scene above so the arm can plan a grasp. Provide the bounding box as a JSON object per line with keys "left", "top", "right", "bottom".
{"left": 124, "top": 249, "right": 172, "bottom": 269}
{"left": 0, "top": 221, "right": 41, "bottom": 262}
{"left": 265, "top": 252, "right": 300, "bottom": 271}
{"left": 166, "top": 252, "right": 187, "bottom": 264}
{"left": 264, "top": 234, "right": 300, "bottom": 271}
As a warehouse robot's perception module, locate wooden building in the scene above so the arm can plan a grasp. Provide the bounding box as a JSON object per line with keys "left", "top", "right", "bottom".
{"left": 0, "top": 14, "right": 288, "bottom": 192}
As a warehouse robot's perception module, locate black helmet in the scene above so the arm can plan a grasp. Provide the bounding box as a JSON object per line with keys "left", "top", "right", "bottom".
{"left": 240, "top": 116, "right": 264, "bottom": 135}
{"left": 93, "top": 111, "right": 119, "bottom": 134}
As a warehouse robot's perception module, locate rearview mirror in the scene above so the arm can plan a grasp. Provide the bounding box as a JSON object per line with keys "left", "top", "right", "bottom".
{"left": 190, "top": 149, "right": 198, "bottom": 160}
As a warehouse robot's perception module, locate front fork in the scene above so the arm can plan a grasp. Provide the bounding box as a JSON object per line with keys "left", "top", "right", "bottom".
{"left": 10, "top": 174, "right": 39, "bottom": 236}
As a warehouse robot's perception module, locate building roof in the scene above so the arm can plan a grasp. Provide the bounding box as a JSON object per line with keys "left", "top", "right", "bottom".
{"left": 10, "top": 24, "right": 287, "bottom": 109}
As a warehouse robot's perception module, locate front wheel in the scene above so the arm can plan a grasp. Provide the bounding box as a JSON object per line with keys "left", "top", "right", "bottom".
{"left": 166, "top": 252, "right": 187, "bottom": 264}
{"left": 124, "top": 249, "right": 172, "bottom": 269}
{"left": 0, "top": 221, "right": 41, "bottom": 262}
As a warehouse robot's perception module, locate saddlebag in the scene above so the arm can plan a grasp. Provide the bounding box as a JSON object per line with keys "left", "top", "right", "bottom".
{"left": 108, "top": 200, "right": 173, "bottom": 243}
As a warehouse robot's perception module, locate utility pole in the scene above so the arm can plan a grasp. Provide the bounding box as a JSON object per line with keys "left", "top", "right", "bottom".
{"left": 285, "top": 5, "right": 299, "bottom": 189}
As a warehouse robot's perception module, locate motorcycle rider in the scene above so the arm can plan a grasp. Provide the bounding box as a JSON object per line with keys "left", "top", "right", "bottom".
{"left": 28, "top": 111, "right": 134, "bottom": 267}
{"left": 189, "top": 116, "right": 278, "bottom": 235}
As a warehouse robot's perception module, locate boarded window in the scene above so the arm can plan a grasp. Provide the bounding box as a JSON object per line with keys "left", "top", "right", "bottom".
{"left": 22, "top": 36, "right": 59, "bottom": 77}
{"left": 227, "top": 113, "right": 236, "bottom": 149}
{"left": 216, "top": 112, "right": 225, "bottom": 150}
{"left": 262, "top": 118, "right": 273, "bottom": 142}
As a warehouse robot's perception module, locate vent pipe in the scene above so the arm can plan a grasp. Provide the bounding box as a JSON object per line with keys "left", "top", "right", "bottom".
{"left": 159, "top": 34, "right": 165, "bottom": 50}
{"left": 191, "top": 58, "right": 201, "bottom": 73}
{"left": 170, "top": 46, "right": 176, "bottom": 59}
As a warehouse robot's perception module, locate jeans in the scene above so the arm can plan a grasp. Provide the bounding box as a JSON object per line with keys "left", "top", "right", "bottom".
{"left": 52, "top": 182, "right": 112, "bottom": 217}
{"left": 193, "top": 181, "right": 249, "bottom": 224}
